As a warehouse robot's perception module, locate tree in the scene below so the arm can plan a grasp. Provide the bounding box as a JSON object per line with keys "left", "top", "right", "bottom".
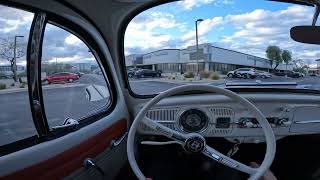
{"left": 292, "top": 59, "right": 304, "bottom": 68}
{"left": 266, "top": 45, "right": 282, "bottom": 70}
{"left": 0, "top": 37, "right": 25, "bottom": 82}
{"left": 282, "top": 50, "right": 292, "bottom": 70}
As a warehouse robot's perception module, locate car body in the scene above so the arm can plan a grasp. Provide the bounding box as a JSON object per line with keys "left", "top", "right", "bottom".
{"left": 227, "top": 68, "right": 257, "bottom": 79}
{"left": 43, "top": 72, "right": 79, "bottom": 84}
{"left": 274, "top": 70, "right": 301, "bottom": 78}
{"left": 135, "top": 69, "right": 161, "bottom": 78}
{"left": 256, "top": 70, "right": 272, "bottom": 78}
{"left": 75, "top": 72, "right": 85, "bottom": 77}
{"left": 127, "top": 68, "right": 141, "bottom": 78}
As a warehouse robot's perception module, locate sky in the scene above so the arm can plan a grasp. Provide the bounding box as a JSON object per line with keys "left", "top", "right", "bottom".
{"left": 0, "top": 0, "right": 319, "bottom": 67}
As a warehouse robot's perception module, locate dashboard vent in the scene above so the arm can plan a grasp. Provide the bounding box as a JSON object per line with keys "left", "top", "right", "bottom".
{"left": 146, "top": 108, "right": 179, "bottom": 121}
{"left": 209, "top": 107, "right": 234, "bottom": 117}
{"left": 209, "top": 128, "right": 233, "bottom": 135}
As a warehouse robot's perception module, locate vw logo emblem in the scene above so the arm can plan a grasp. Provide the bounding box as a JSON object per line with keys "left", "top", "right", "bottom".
{"left": 184, "top": 136, "right": 205, "bottom": 153}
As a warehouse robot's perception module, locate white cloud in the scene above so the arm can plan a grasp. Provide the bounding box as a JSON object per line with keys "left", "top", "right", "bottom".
{"left": 125, "top": 11, "right": 183, "bottom": 53}
{"left": 178, "top": 0, "right": 234, "bottom": 10}
{"left": 180, "top": 17, "right": 223, "bottom": 48}
{"left": 221, "top": 5, "right": 316, "bottom": 60}
{"left": 65, "top": 34, "right": 82, "bottom": 46}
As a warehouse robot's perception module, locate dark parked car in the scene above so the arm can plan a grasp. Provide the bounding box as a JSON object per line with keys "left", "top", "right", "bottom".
{"left": 43, "top": 72, "right": 80, "bottom": 84}
{"left": 274, "top": 70, "right": 301, "bottom": 78}
{"left": 135, "top": 69, "right": 161, "bottom": 78}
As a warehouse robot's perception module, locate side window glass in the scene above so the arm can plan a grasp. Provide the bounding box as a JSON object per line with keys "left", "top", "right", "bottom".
{"left": 41, "top": 24, "right": 111, "bottom": 127}
{"left": 0, "top": 5, "right": 37, "bottom": 145}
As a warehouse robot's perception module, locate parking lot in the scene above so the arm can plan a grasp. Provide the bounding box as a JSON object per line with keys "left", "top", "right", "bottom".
{"left": 1, "top": 74, "right": 320, "bottom": 145}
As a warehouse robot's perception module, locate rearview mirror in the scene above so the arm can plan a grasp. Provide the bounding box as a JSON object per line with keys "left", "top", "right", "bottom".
{"left": 85, "top": 85, "right": 110, "bottom": 102}
{"left": 290, "top": 26, "right": 320, "bottom": 44}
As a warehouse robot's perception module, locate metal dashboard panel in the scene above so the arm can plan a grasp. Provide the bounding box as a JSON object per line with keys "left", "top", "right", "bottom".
{"left": 290, "top": 106, "right": 320, "bottom": 133}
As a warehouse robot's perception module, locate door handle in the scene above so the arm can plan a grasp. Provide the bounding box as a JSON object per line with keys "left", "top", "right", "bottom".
{"left": 111, "top": 132, "right": 128, "bottom": 147}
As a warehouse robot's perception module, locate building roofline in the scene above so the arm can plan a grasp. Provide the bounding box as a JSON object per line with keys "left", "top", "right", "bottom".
{"left": 142, "top": 48, "right": 180, "bottom": 56}
{"left": 211, "top": 45, "right": 268, "bottom": 60}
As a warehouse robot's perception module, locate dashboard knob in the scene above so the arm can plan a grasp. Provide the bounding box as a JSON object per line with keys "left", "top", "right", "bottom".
{"left": 244, "top": 121, "right": 254, "bottom": 128}
{"left": 278, "top": 119, "right": 292, "bottom": 126}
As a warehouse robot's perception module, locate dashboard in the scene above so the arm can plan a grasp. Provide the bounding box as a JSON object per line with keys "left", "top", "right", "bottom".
{"left": 136, "top": 93, "right": 320, "bottom": 143}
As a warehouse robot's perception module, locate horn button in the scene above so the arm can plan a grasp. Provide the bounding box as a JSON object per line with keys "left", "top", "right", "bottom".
{"left": 183, "top": 135, "right": 206, "bottom": 153}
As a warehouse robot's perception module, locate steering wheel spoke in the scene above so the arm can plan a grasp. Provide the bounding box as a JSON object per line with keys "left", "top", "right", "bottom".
{"left": 142, "top": 117, "right": 187, "bottom": 144}
{"left": 203, "top": 145, "right": 257, "bottom": 175}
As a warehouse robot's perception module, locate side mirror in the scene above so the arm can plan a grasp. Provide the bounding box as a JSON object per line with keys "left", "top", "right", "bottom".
{"left": 85, "top": 85, "right": 110, "bottom": 102}
{"left": 290, "top": 26, "right": 320, "bottom": 44}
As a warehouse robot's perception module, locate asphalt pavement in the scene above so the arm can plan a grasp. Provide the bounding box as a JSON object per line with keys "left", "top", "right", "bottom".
{"left": 2, "top": 75, "right": 320, "bottom": 146}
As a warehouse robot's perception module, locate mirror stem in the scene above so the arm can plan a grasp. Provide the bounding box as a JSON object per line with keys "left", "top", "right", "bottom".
{"left": 313, "top": 4, "right": 320, "bottom": 26}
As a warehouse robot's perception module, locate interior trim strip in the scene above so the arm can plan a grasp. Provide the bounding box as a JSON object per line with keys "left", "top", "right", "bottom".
{"left": 295, "top": 120, "right": 320, "bottom": 124}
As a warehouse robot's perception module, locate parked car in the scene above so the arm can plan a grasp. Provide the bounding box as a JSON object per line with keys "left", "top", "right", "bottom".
{"left": 43, "top": 72, "right": 80, "bottom": 84}
{"left": 227, "top": 68, "right": 257, "bottom": 79}
{"left": 256, "top": 70, "right": 272, "bottom": 78}
{"left": 274, "top": 70, "right": 301, "bottom": 78}
{"left": 309, "top": 73, "right": 318, "bottom": 76}
{"left": 127, "top": 68, "right": 141, "bottom": 78}
{"left": 75, "top": 72, "right": 85, "bottom": 77}
{"left": 135, "top": 69, "right": 161, "bottom": 78}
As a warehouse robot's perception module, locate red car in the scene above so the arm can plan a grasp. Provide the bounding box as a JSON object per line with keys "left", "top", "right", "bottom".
{"left": 43, "top": 72, "right": 79, "bottom": 84}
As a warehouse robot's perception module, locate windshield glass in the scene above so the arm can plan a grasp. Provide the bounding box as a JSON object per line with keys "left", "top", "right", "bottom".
{"left": 124, "top": 0, "right": 319, "bottom": 95}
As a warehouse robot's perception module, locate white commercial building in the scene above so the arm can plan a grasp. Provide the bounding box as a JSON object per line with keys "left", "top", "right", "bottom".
{"left": 126, "top": 43, "right": 293, "bottom": 73}
{"left": 0, "top": 65, "right": 26, "bottom": 76}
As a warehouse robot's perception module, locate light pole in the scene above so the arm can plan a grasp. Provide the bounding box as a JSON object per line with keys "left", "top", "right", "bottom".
{"left": 195, "top": 19, "right": 203, "bottom": 76}
{"left": 13, "top": 35, "right": 24, "bottom": 82}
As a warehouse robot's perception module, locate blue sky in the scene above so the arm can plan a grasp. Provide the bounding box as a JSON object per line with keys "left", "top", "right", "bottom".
{"left": 124, "top": 0, "right": 318, "bottom": 66}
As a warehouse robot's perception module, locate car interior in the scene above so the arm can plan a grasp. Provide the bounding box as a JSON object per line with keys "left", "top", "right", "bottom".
{"left": 1, "top": 0, "right": 320, "bottom": 180}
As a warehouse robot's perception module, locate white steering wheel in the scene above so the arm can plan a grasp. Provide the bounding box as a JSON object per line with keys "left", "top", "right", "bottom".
{"left": 127, "top": 85, "right": 276, "bottom": 180}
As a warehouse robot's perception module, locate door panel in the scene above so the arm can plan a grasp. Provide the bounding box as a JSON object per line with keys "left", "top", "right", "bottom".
{"left": 2, "top": 119, "right": 127, "bottom": 180}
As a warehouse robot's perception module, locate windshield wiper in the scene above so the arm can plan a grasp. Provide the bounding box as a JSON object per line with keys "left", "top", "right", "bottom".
{"left": 225, "top": 80, "right": 297, "bottom": 87}
{"left": 51, "top": 118, "right": 79, "bottom": 131}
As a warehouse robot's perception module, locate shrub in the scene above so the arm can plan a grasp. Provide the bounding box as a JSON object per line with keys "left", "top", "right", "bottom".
{"left": 20, "top": 82, "right": 27, "bottom": 88}
{"left": 220, "top": 70, "right": 228, "bottom": 75}
{"left": 200, "top": 72, "right": 210, "bottom": 79}
{"left": 18, "top": 72, "right": 27, "bottom": 78}
{"left": 183, "top": 71, "right": 195, "bottom": 78}
{"left": 209, "top": 72, "right": 220, "bottom": 80}
{"left": 10, "top": 83, "right": 15, "bottom": 87}
{"left": 0, "top": 83, "right": 6, "bottom": 90}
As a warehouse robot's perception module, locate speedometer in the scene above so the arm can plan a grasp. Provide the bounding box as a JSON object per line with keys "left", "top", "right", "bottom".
{"left": 179, "top": 109, "right": 208, "bottom": 133}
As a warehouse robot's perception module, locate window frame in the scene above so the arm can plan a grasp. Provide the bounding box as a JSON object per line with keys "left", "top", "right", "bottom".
{"left": 0, "top": 2, "right": 118, "bottom": 156}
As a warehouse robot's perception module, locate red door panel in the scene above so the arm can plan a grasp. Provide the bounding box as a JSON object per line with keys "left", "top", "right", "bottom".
{"left": 2, "top": 119, "right": 127, "bottom": 180}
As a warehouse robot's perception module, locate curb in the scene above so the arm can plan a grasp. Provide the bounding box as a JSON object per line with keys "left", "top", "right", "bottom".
{"left": 0, "top": 83, "right": 86, "bottom": 95}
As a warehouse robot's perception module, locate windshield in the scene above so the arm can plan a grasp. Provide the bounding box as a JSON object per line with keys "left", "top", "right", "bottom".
{"left": 124, "top": 0, "right": 320, "bottom": 95}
